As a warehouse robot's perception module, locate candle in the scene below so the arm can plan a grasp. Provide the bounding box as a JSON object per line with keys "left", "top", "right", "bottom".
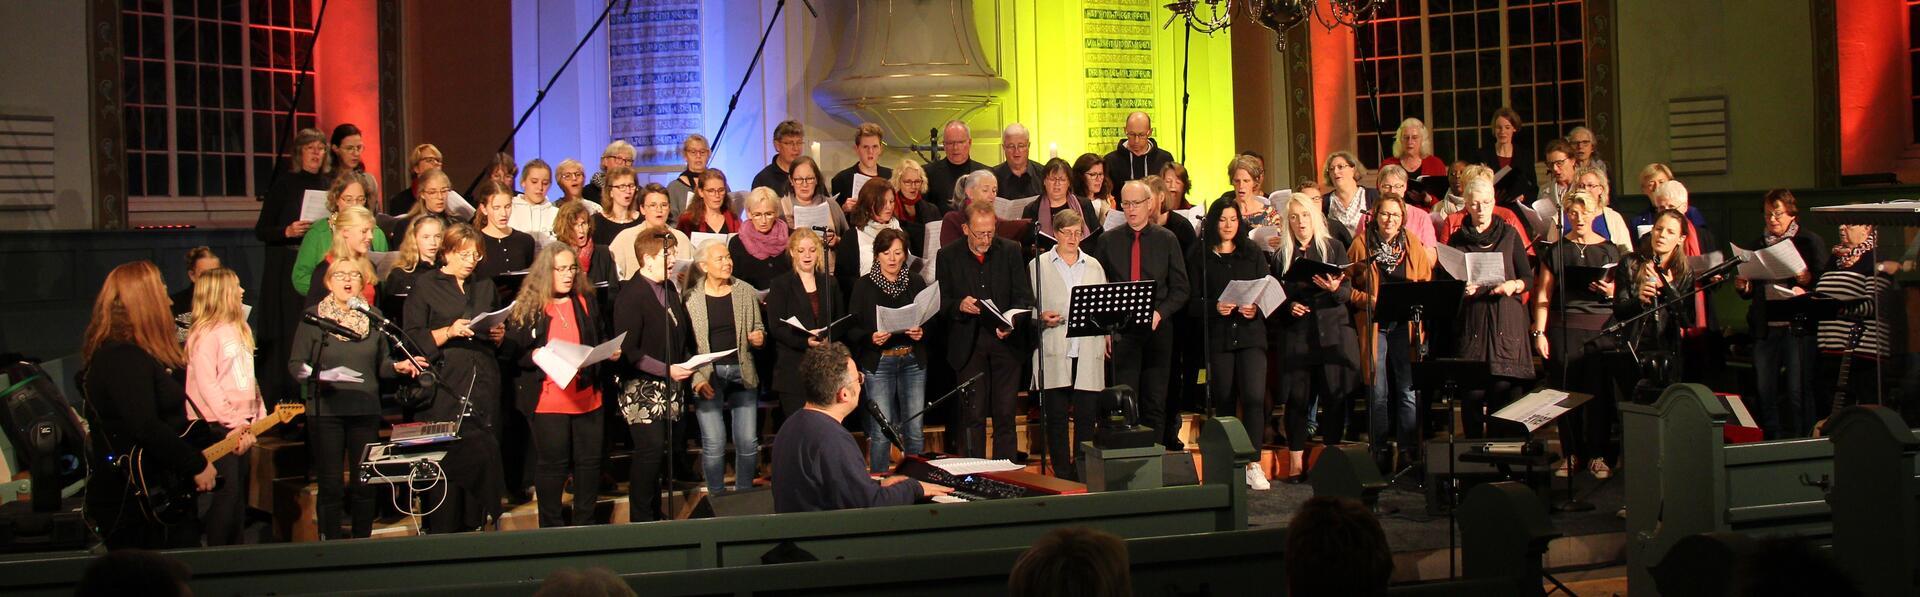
{"left": 1048, "top": 142, "right": 1059, "bottom": 160}
{"left": 810, "top": 141, "right": 821, "bottom": 163}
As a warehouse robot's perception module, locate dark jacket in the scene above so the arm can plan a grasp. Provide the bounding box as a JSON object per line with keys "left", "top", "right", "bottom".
{"left": 501, "top": 294, "right": 607, "bottom": 414}
{"left": 752, "top": 159, "right": 794, "bottom": 199}
{"left": 1734, "top": 229, "right": 1827, "bottom": 336}
{"left": 615, "top": 276, "right": 694, "bottom": 383}
{"left": 729, "top": 235, "right": 792, "bottom": 291}
{"left": 897, "top": 197, "right": 946, "bottom": 260}
{"left": 992, "top": 160, "right": 1044, "bottom": 199}
{"left": 831, "top": 164, "right": 893, "bottom": 200}
{"left": 924, "top": 158, "right": 989, "bottom": 211}
{"left": 764, "top": 271, "right": 842, "bottom": 396}
{"left": 1090, "top": 223, "right": 1191, "bottom": 322}
{"left": 1469, "top": 141, "right": 1537, "bottom": 204}
{"left": 1186, "top": 239, "right": 1270, "bottom": 352}
{"left": 1102, "top": 138, "right": 1175, "bottom": 185}
{"left": 1273, "top": 237, "right": 1360, "bottom": 368}
{"left": 1448, "top": 222, "right": 1535, "bottom": 379}
{"left": 381, "top": 260, "right": 434, "bottom": 328}
{"left": 84, "top": 342, "right": 207, "bottom": 479}
{"left": 388, "top": 186, "right": 418, "bottom": 217}
{"left": 936, "top": 236, "right": 1036, "bottom": 370}
{"left": 845, "top": 271, "right": 932, "bottom": 371}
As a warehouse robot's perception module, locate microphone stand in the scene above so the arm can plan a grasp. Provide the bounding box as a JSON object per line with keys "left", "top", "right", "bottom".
{"left": 260, "top": 0, "right": 330, "bottom": 200}
{"left": 1549, "top": 235, "right": 1594, "bottom": 513}
{"left": 711, "top": 0, "right": 818, "bottom": 151}
{"left": 899, "top": 373, "right": 983, "bottom": 447}
{"left": 1033, "top": 251, "right": 1050, "bottom": 475}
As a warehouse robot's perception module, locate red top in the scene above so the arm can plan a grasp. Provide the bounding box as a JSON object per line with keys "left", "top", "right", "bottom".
{"left": 1383, "top": 154, "right": 1449, "bottom": 178}
{"left": 677, "top": 210, "right": 740, "bottom": 235}
{"left": 537, "top": 297, "right": 601, "bottom": 414}
{"left": 1497, "top": 156, "right": 1512, "bottom": 169}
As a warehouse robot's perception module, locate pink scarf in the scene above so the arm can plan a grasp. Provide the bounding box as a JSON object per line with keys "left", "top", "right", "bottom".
{"left": 739, "top": 218, "right": 791, "bottom": 260}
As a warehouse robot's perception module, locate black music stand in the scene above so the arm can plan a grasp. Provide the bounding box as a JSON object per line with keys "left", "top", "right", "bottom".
{"left": 1067, "top": 281, "right": 1156, "bottom": 338}
{"left": 1413, "top": 356, "right": 1489, "bottom": 580}
{"left": 1372, "top": 280, "right": 1466, "bottom": 510}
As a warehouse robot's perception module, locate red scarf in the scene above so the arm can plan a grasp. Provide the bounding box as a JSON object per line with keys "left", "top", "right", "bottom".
{"left": 576, "top": 242, "right": 595, "bottom": 276}
{"left": 1682, "top": 221, "right": 1707, "bottom": 329}
{"left": 895, "top": 191, "right": 924, "bottom": 221}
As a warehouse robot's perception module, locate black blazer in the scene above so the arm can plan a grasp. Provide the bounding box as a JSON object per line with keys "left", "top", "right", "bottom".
{"left": 614, "top": 276, "right": 694, "bottom": 384}
{"left": 1470, "top": 140, "right": 1538, "bottom": 204}
{"left": 764, "top": 270, "right": 842, "bottom": 395}
{"left": 1734, "top": 229, "right": 1827, "bottom": 335}
{"left": 729, "top": 236, "right": 792, "bottom": 291}
{"left": 1186, "top": 239, "right": 1270, "bottom": 352}
{"left": 1090, "top": 223, "right": 1191, "bottom": 323}
{"left": 844, "top": 272, "right": 931, "bottom": 371}
{"left": 936, "top": 236, "right": 1035, "bottom": 370}
{"left": 501, "top": 294, "right": 607, "bottom": 414}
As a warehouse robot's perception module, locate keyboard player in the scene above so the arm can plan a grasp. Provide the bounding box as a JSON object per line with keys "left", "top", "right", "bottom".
{"left": 772, "top": 343, "right": 953, "bottom": 513}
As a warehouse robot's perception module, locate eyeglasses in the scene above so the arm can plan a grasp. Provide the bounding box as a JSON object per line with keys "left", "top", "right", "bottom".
{"left": 900, "top": 179, "right": 925, "bottom": 186}
{"left": 749, "top": 211, "right": 779, "bottom": 219}
{"left": 607, "top": 156, "right": 634, "bottom": 165}
{"left": 1547, "top": 158, "right": 1570, "bottom": 168}
{"left": 419, "top": 157, "right": 444, "bottom": 165}
{"left": 701, "top": 186, "right": 728, "bottom": 194}
{"left": 328, "top": 272, "right": 363, "bottom": 281}
{"left": 685, "top": 148, "right": 711, "bottom": 157}
{"left": 791, "top": 177, "right": 817, "bottom": 184}
{"left": 422, "top": 187, "right": 451, "bottom": 196}
{"left": 1125, "top": 131, "right": 1151, "bottom": 140}
{"left": 449, "top": 250, "right": 481, "bottom": 262}
{"left": 1120, "top": 199, "right": 1150, "bottom": 208}
{"left": 1576, "top": 182, "right": 1605, "bottom": 191}
{"left": 1765, "top": 210, "right": 1792, "bottom": 220}
{"left": 1005, "top": 143, "right": 1030, "bottom": 151}
{"left": 610, "top": 183, "right": 637, "bottom": 191}
{"left": 559, "top": 172, "right": 585, "bottom": 180}
{"left": 1571, "top": 140, "right": 1594, "bottom": 147}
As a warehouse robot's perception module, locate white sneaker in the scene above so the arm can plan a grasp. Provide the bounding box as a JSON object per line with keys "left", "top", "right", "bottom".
{"left": 1246, "top": 464, "right": 1272, "bottom": 491}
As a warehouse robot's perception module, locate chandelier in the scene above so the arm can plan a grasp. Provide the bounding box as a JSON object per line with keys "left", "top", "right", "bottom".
{"left": 1163, "top": 0, "right": 1386, "bottom": 51}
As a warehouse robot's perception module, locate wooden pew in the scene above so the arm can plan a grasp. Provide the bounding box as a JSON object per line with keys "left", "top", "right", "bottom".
{"left": 332, "top": 482, "right": 1555, "bottom": 597}
{"left": 1826, "top": 405, "right": 1920, "bottom": 597}
{"left": 0, "top": 419, "right": 1256, "bottom": 597}
{"left": 1621, "top": 383, "right": 1837, "bottom": 597}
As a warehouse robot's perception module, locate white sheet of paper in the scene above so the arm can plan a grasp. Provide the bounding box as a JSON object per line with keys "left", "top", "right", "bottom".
{"left": 526, "top": 230, "right": 555, "bottom": 247}
{"left": 446, "top": 190, "right": 476, "bottom": 220}
{"left": 1249, "top": 226, "right": 1282, "bottom": 252}
{"left": 690, "top": 232, "right": 734, "bottom": 251}
{"left": 1764, "top": 284, "right": 1801, "bottom": 301}
{"left": 675, "top": 348, "right": 738, "bottom": 370}
{"left": 1733, "top": 241, "right": 1808, "bottom": 281}
{"left": 670, "top": 259, "right": 696, "bottom": 282}
{"left": 1265, "top": 189, "right": 1291, "bottom": 208}
{"left": 925, "top": 457, "right": 1025, "bottom": 475}
{"left": 1433, "top": 243, "right": 1467, "bottom": 281}
{"left": 877, "top": 285, "right": 941, "bottom": 333}
{"left": 298, "top": 190, "right": 330, "bottom": 222}
{"left": 531, "top": 331, "right": 627, "bottom": 388}
{"left": 1465, "top": 252, "right": 1507, "bottom": 286}
{"left": 1635, "top": 224, "right": 1652, "bottom": 238}
{"left": 368, "top": 251, "right": 399, "bottom": 274}
{"left": 318, "top": 366, "right": 364, "bottom": 384}
{"left": 850, "top": 173, "right": 873, "bottom": 199}
{"left": 1219, "top": 276, "right": 1286, "bottom": 317}
{"left": 1686, "top": 251, "right": 1725, "bottom": 273}
{"left": 996, "top": 196, "right": 1038, "bottom": 221}
{"left": 466, "top": 301, "right": 515, "bottom": 331}
{"left": 980, "top": 299, "right": 1030, "bottom": 329}
{"left": 922, "top": 221, "right": 943, "bottom": 284}
{"left": 1173, "top": 206, "right": 1203, "bottom": 230}
{"left": 1101, "top": 208, "right": 1128, "bottom": 231}
{"left": 1492, "top": 388, "right": 1576, "bottom": 432}
{"left": 793, "top": 201, "right": 835, "bottom": 231}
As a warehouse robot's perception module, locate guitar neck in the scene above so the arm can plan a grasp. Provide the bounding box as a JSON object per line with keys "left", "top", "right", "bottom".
{"left": 1829, "top": 324, "right": 1865, "bottom": 411}
{"left": 203, "top": 415, "right": 283, "bottom": 462}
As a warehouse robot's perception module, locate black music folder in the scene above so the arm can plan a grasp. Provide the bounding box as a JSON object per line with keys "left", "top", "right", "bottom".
{"left": 1280, "top": 259, "right": 1348, "bottom": 284}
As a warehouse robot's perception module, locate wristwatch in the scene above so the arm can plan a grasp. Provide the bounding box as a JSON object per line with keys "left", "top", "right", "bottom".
{"left": 1529, "top": 330, "right": 1544, "bottom": 338}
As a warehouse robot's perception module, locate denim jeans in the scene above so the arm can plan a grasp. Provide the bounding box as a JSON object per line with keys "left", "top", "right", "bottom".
{"left": 695, "top": 364, "right": 760, "bottom": 493}
{"left": 864, "top": 354, "right": 927, "bottom": 473}
{"left": 1751, "top": 329, "right": 1812, "bottom": 437}
{"left": 1368, "top": 327, "right": 1416, "bottom": 458}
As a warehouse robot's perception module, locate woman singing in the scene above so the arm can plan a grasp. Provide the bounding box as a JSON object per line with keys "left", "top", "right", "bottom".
{"left": 684, "top": 240, "right": 767, "bottom": 492}
{"left": 1532, "top": 191, "right": 1622, "bottom": 478}
{"left": 381, "top": 215, "right": 444, "bottom": 326}
{"left": 403, "top": 222, "right": 508, "bottom": 533}
{"left": 678, "top": 169, "right": 740, "bottom": 235}
{"left": 613, "top": 225, "right": 696, "bottom": 522}
{"left": 729, "top": 188, "right": 793, "bottom": 290}
{"left": 1272, "top": 195, "right": 1360, "bottom": 482}
{"left": 1187, "top": 199, "right": 1273, "bottom": 490}
{"left": 765, "top": 229, "right": 841, "bottom": 423}
{"left": 850, "top": 228, "right": 936, "bottom": 473}
{"left": 1025, "top": 158, "right": 1101, "bottom": 252}
{"left": 1449, "top": 179, "right": 1534, "bottom": 438}
{"left": 836, "top": 178, "right": 905, "bottom": 298}
{"left": 502, "top": 243, "right": 608, "bottom": 527}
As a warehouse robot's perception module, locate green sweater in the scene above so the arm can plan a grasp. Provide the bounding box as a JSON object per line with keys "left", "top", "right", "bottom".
{"left": 291, "top": 218, "right": 391, "bottom": 294}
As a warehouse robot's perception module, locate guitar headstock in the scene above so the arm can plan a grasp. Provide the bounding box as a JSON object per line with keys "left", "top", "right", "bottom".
{"left": 270, "top": 402, "right": 307, "bottom": 423}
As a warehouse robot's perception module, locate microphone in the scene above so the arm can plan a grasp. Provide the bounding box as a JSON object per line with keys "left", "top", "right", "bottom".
{"left": 346, "top": 297, "right": 388, "bottom": 325}
{"left": 303, "top": 310, "right": 365, "bottom": 342}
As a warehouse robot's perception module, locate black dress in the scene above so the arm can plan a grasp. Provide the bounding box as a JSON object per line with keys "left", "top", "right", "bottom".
{"left": 402, "top": 270, "right": 505, "bottom": 532}
{"left": 477, "top": 229, "right": 538, "bottom": 303}
{"left": 1540, "top": 239, "right": 1623, "bottom": 462}
{"left": 1448, "top": 220, "right": 1535, "bottom": 438}
{"left": 764, "top": 270, "right": 842, "bottom": 419}
{"left": 254, "top": 168, "right": 330, "bottom": 406}
{"left": 1187, "top": 238, "right": 1271, "bottom": 446}
{"left": 1273, "top": 237, "right": 1361, "bottom": 451}
{"left": 82, "top": 342, "right": 208, "bottom": 549}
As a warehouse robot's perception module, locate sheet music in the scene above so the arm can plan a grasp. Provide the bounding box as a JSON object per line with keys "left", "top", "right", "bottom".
{"left": 368, "top": 251, "right": 399, "bottom": 275}
{"left": 1432, "top": 244, "right": 1466, "bottom": 281}
{"left": 1634, "top": 224, "right": 1652, "bottom": 238}
{"left": 674, "top": 348, "right": 738, "bottom": 370}
{"left": 877, "top": 285, "right": 941, "bottom": 333}
{"left": 781, "top": 314, "right": 848, "bottom": 338}
{"left": 690, "top": 231, "right": 734, "bottom": 250}
{"left": 1265, "top": 189, "right": 1291, "bottom": 208}
{"left": 1686, "top": 251, "right": 1725, "bottom": 273}
{"left": 922, "top": 221, "right": 943, "bottom": 284}
{"left": 1733, "top": 241, "right": 1808, "bottom": 281}
{"left": 1101, "top": 208, "right": 1128, "bottom": 231}
{"left": 1249, "top": 226, "right": 1282, "bottom": 252}
{"left": 1218, "top": 276, "right": 1286, "bottom": 317}
{"left": 793, "top": 201, "right": 835, "bottom": 231}
{"left": 531, "top": 331, "right": 627, "bottom": 388}
{"left": 1172, "top": 206, "right": 1203, "bottom": 230}
{"left": 1492, "top": 388, "right": 1576, "bottom": 432}
{"left": 925, "top": 457, "right": 1025, "bottom": 475}
{"left": 466, "top": 301, "right": 516, "bottom": 331}
{"left": 980, "top": 299, "right": 1030, "bottom": 329}
{"left": 446, "top": 190, "right": 476, "bottom": 220}
{"left": 1465, "top": 252, "right": 1507, "bottom": 286}
{"left": 1764, "top": 284, "right": 1802, "bottom": 300}
{"left": 298, "top": 190, "right": 330, "bottom": 222}
{"left": 996, "top": 196, "right": 1038, "bottom": 221}
{"left": 850, "top": 173, "right": 873, "bottom": 199}
{"left": 295, "top": 364, "right": 364, "bottom": 384}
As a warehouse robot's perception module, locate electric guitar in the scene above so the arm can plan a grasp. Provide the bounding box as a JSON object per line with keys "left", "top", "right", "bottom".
{"left": 124, "top": 402, "right": 304, "bottom": 523}
{"left": 1810, "top": 322, "right": 1866, "bottom": 438}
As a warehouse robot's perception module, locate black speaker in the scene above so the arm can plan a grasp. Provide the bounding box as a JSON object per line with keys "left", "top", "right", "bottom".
{"left": 1162, "top": 452, "right": 1199, "bottom": 487}
{"left": 689, "top": 486, "right": 776, "bottom": 518}
{"left": 1422, "top": 439, "right": 1548, "bottom": 515}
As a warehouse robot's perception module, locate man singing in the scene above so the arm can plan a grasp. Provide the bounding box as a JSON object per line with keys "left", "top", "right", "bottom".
{"left": 1093, "top": 180, "right": 1190, "bottom": 449}
{"left": 773, "top": 342, "right": 952, "bottom": 513}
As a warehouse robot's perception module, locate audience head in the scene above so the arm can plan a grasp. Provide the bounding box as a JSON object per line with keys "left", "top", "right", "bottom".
{"left": 1574, "top": 166, "right": 1610, "bottom": 207}
{"left": 788, "top": 156, "right": 822, "bottom": 201}
{"left": 746, "top": 187, "right": 783, "bottom": 234}
{"left": 397, "top": 214, "right": 445, "bottom": 272}
{"left": 1651, "top": 179, "right": 1689, "bottom": 213}
{"left": 1567, "top": 126, "right": 1598, "bottom": 163}
{"left": 1323, "top": 151, "right": 1363, "bottom": 188}
{"left": 599, "top": 140, "right": 636, "bottom": 173}
{"left": 773, "top": 120, "right": 806, "bottom": 165}
{"left": 957, "top": 169, "right": 998, "bottom": 208}
{"left": 942, "top": 120, "right": 973, "bottom": 164}
{"left": 1119, "top": 179, "right": 1154, "bottom": 230}
{"left": 1003, "top": 123, "right": 1031, "bottom": 165}
{"left": 408, "top": 143, "right": 444, "bottom": 179}
{"left": 1007, "top": 527, "right": 1133, "bottom": 597}
{"left": 329, "top": 123, "right": 365, "bottom": 172}
{"left": 441, "top": 222, "right": 485, "bottom": 280}
{"left": 488, "top": 152, "right": 519, "bottom": 190}
{"left": 1072, "top": 153, "right": 1110, "bottom": 202}
{"left": 799, "top": 341, "right": 859, "bottom": 411}
{"left": 852, "top": 177, "right": 895, "bottom": 227}
{"left": 681, "top": 134, "right": 711, "bottom": 173}
{"left": 1392, "top": 117, "right": 1432, "bottom": 159}
{"left": 520, "top": 159, "right": 553, "bottom": 202}
{"left": 1123, "top": 111, "right": 1153, "bottom": 155}
{"left": 1544, "top": 139, "right": 1576, "bottom": 184}
{"left": 76, "top": 549, "right": 192, "bottom": 597}
{"left": 873, "top": 227, "right": 910, "bottom": 277}
{"left": 964, "top": 200, "right": 998, "bottom": 254}
{"left": 894, "top": 159, "right": 928, "bottom": 200}
{"left": 330, "top": 206, "right": 377, "bottom": 256}
{"left": 1052, "top": 209, "right": 1088, "bottom": 253}
{"left": 853, "top": 123, "right": 884, "bottom": 167}
{"left": 555, "top": 158, "right": 586, "bottom": 198}
{"left": 1490, "top": 107, "right": 1522, "bottom": 145}
{"left": 1229, "top": 154, "right": 1265, "bottom": 202}
{"left": 534, "top": 567, "right": 635, "bottom": 597}
{"left": 787, "top": 227, "right": 823, "bottom": 273}
{"left": 1286, "top": 496, "right": 1393, "bottom": 597}
{"left": 640, "top": 183, "right": 673, "bottom": 226}
{"left": 290, "top": 128, "right": 328, "bottom": 174}
{"left": 184, "top": 246, "right": 221, "bottom": 283}
{"left": 1762, "top": 189, "right": 1797, "bottom": 236}
{"left": 632, "top": 224, "right": 678, "bottom": 277}
{"left": 1041, "top": 158, "right": 1074, "bottom": 200}
{"left": 554, "top": 200, "right": 595, "bottom": 249}
{"left": 1203, "top": 194, "right": 1243, "bottom": 247}
{"left": 1376, "top": 164, "right": 1410, "bottom": 199}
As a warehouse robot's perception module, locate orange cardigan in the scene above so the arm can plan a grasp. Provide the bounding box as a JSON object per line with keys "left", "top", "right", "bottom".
{"left": 1347, "top": 234, "right": 1435, "bottom": 381}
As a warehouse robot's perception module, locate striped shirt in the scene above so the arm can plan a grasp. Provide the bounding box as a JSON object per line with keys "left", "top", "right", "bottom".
{"left": 1813, "top": 264, "right": 1893, "bottom": 357}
